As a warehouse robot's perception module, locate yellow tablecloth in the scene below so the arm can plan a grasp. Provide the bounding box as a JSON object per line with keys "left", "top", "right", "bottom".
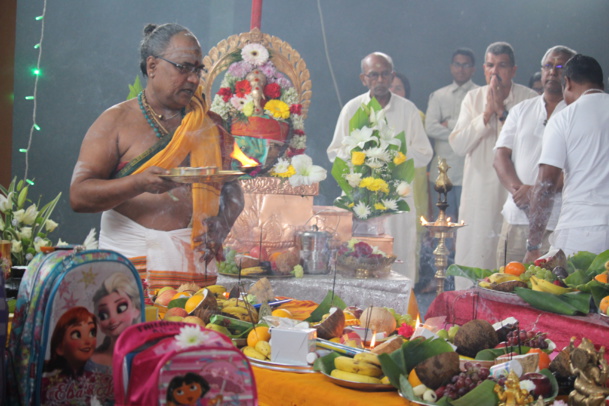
{"left": 254, "top": 367, "right": 410, "bottom": 406}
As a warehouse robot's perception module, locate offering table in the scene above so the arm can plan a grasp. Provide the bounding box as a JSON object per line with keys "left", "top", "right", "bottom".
{"left": 218, "top": 270, "right": 415, "bottom": 315}
{"left": 425, "top": 289, "right": 609, "bottom": 353}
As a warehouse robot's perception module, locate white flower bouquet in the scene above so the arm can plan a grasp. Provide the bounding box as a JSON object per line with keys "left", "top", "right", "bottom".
{"left": 0, "top": 178, "right": 61, "bottom": 266}
{"left": 331, "top": 98, "right": 415, "bottom": 220}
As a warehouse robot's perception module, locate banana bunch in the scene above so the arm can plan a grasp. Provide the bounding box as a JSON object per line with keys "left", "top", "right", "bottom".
{"left": 330, "top": 353, "right": 389, "bottom": 384}
{"left": 241, "top": 266, "right": 267, "bottom": 276}
{"left": 488, "top": 273, "right": 521, "bottom": 284}
{"left": 242, "top": 341, "right": 271, "bottom": 361}
{"left": 530, "top": 275, "right": 573, "bottom": 295}
{"left": 218, "top": 298, "right": 259, "bottom": 323}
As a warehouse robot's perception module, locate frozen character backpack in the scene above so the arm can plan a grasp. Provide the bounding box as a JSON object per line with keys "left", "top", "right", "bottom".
{"left": 113, "top": 320, "right": 258, "bottom": 405}
{"left": 6, "top": 249, "right": 145, "bottom": 406}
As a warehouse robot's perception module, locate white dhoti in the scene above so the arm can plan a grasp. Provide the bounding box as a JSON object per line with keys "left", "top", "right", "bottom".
{"left": 99, "top": 209, "right": 217, "bottom": 289}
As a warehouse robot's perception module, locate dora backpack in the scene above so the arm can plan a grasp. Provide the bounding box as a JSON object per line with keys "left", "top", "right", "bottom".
{"left": 113, "top": 320, "right": 258, "bottom": 405}
{"left": 7, "top": 249, "right": 145, "bottom": 406}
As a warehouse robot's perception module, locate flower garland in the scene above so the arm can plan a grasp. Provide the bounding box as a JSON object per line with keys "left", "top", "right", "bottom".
{"left": 331, "top": 98, "right": 415, "bottom": 219}
{"left": 210, "top": 43, "right": 325, "bottom": 186}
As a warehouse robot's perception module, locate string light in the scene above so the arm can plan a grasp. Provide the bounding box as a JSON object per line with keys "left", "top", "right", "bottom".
{"left": 22, "top": 0, "right": 47, "bottom": 181}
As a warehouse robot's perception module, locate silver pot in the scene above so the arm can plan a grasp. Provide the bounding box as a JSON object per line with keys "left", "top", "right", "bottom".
{"left": 296, "top": 226, "right": 333, "bottom": 252}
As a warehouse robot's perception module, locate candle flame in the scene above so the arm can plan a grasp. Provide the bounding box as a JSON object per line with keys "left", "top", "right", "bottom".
{"left": 230, "top": 142, "right": 259, "bottom": 168}
{"left": 415, "top": 315, "right": 421, "bottom": 327}
{"left": 420, "top": 216, "right": 428, "bottom": 225}
{"left": 369, "top": 331, "right": 377, "bottom": 348}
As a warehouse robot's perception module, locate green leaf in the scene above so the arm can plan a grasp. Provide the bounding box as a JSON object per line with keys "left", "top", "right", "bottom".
{"left": 400, "top": 337, "right": 455, "bottom": 374}
{"left": 398, "top": 374, "right": 415, "bottom": 401}
{"left": 331, "top": 157, "right": 351, "bottom": 193}
{"left": 568, "top": 251, "right": 596, "bottom": 272}
{"left": 585, "top": 249, "right": 609, "bottom": 276}
{"left": 304, "top": 291, "right": 346, "bottom": 322}
{"left": 392, "top": 157, "right": 415, "bottom": 183}
{"left": 446, "top": 264, "right": 494, "bottom": 281}
{"left": 540, "top": 368, "right": 559, "bottom": 403}
{"left": 348, "top": 105, "right": 371, "bottom": 132}
{"left": 17, "top": 186, "right": 29, "bottom": 208}
{"left": 558, "top": 291, "right": 591, "bottom": 314}
{"left": 564, "top": 269, "right": 590, "bottom": 287}
{"left": 313, "top": 351, "right": 340, "bottom": 374}
{"left": 378, "top": 352, "right": 404, "bottom": 388}
{"left": 590, "top": 284, "right": 609, "bottom": 308}
{"left": 127, "top": 75, "right": 143, "bottom": 100}
{"left": 475, "top": 346, "right": 530, "bottom": 361}
{"left": 449, "top": 379, "right": 498, "bottom": 406}
{"left": 396, "top": 200, "right": 410, "bottom": 212}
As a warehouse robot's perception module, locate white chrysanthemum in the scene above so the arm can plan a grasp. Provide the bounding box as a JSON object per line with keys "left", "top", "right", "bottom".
{"left": 345, "top": 172, "right": 362, "bottom": 188}
{"left": 397, "top": 182, "right": 411, "bottom": 197}
{"left": 291, "top": 114, "right": 304, "bottom": 130}
{"left": 175, "top": 325, "right": 206, "bottom": 348}
{"left": 288, "top": 154, "right": 327, "bottom": 186}
{"left": 272, "top": 158, "right": 291, "bottom": 174}
{"left": 210, "top": 96, "right": 231, "bottom": 121}
{"left": 280, "top": 87, "right": 299, "bottom": 106}
{"left": 381, "top": 199, "right": 399, "bottom": 211}
{"left": 365, "top": 147, "right": 391, "bottom": 162}
{"left": 241, "top": 43, "right": 269, "bottom": 66}
{"left": 353, "top": 202, "right": 371, "bottom": 219}
{"left": 366, "top": 158, "right": 384, "bottom": 169}
{"left": 519, "top": 380, "right": 536, "bottom": 392}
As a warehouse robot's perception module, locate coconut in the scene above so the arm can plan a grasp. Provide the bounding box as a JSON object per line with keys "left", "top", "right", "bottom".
{"left": 190, "top": 289, "right": 219, "bottom": 324}
{"left": 358, "top": 307, "right": 397, "bottom": 336}
{"left": 177, "top": 282, "right": 201, "bottom": 294}
{"left": 453, "top": 319, "right": 499, "bottom": 358}
{"left": 315, "top": 307, "right": 345, "bottom": 340}
{"left": 414, "top": 351, "right": 460, "bottom": 390}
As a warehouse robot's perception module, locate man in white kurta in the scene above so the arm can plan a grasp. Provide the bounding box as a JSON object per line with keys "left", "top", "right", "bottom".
{"left": 493, "top": 46, "right": 576, "bottom": 267}
{"left": 328, "top": 52, "right": 433, "bottom": 282}
{"left": 525, "top": 54, "right": 609, "bottom": 261}
{"left": 449, "top": 42, "right": 537, "bottom": 289}
{"left": 425, "top": 48, "right": 478, "bottom": 221}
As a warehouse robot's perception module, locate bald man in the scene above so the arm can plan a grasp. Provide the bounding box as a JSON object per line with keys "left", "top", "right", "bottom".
{"left": 327, "top": 52, "right": 433, "bottom": 283}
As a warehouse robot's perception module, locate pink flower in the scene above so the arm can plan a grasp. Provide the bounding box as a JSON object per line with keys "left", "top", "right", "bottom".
{"left": 235, "top": 80, "right": 252, "bottom": 97}
{"left": 287, "top": 148, "right": 306, "bottom": 158}
{"left": 217, "top": 87, "right": 232, "bottom": 102}
{"left": 260, "top": 61, "right": 277, "bottom": 78}
{"left": 264, "top": 83, "right": 282, "bottom": 99}
{"left": 227, "top": 60, "right": 253, "bottom": 78}
{"left": 398, "top": 323, "right": 414, "bottom": 339}
{"left": 294, "top": 129, "right": 305, "bottom": 136}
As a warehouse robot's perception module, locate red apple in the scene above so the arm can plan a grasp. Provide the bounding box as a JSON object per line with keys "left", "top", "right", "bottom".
{"left": 521, "top": 372, "right": 552, "bottom": 398}
{"left": 249, "top": 246, "right": 269, "bottom": 261}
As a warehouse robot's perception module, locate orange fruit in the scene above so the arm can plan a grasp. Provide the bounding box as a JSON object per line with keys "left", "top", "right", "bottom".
{"left": 504, "top": 261, "right": 526, "bottom": 277}
{"left": 171, "top": 291, "right": 192, "bottom": 301}
{"left": 528, "top": 348, "right": 551, "bottom": 370}
{"left": 600, "top": 296, "right": 609, "bottom": 314}
{"left": 408, "top": 369, "right": 422, "bottom": 387}
{"left": 271, "top": 308, "right": 293, "bottom": 318}
{"left": 247, "top": 326, "right": 271, "bottom": 348}
{"left": 594, "top": 273, "right": 608, "bottom": 284}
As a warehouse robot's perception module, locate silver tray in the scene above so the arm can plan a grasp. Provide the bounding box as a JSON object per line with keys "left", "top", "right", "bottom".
{"left": 161, "top": 170, "right": 244, "bottom": 184}
{"left": 248, "top": 358, "right": 316, "bottom": 374}
{"left": 322, "top": 371, "right": 395, "bottom": 391}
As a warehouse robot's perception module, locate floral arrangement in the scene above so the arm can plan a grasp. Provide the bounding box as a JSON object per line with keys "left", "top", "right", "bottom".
{"left": 336, "top": 238, "right": 396, "bottom": 278}
{"left": 0, "top": 178, "right": 61, "bottom": 266}
{"left": 331, "top": 98, "right": 415, "bottom": 219}
{"left": 210, "top": 43, "right": 326, "bottom": 186}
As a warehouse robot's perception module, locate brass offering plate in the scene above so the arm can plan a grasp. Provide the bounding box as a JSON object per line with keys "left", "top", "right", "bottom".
{"left": 321, "top": 372, "right": 396, "bottom": 391}
{"left": 161, "top": 168, "right": 244, "bottom": 184}
{"left": 249, "top": 358, "right": 316, "bottom": 374}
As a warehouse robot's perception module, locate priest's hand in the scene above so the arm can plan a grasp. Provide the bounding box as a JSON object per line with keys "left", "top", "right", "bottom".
{"left": 136, "top": 166, "right": 178, "bottom": 195}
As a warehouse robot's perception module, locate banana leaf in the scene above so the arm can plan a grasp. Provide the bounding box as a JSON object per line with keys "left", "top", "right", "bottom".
{"left": 397, "top": 374, "right": 452, "bottom": 406}
{"left": 475, "top": 346, "right": 531, "bottom": 361}
{"left": 449, "top": 379, "right": 498, "bottom": 406}
{"left": 568, "top": 250, "right": 597, "bottom": 273}
{"left": 584, "top": 249, "right": 609, "bottom": 277}
{"left": 446, "top": 264, "right": 494, "bottom": 281}
{"left": 313, "top": 351, "right": 340, "bottom": 374}
{"left": 564, "top": 269, "right": 590, "bottom": 287}
{"left": 304, "top": 291, "right": 346, "bottom": 322}
{"left": 559, "top": 292, "right": 592, "bottom": 314}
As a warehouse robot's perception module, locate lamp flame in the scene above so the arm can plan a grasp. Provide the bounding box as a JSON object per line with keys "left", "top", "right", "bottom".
{"left": 415, "top": 315, "right": 421, "bottom": 327}
{"left": 369, "top": 331, "right": 377, "bottom": 348}
{"left": 230, "top": 142, "right": 259, "bottom": 168}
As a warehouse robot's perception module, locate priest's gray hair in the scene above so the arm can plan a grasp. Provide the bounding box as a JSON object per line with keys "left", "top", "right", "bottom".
{"left": 139, "top": 23, "right": 197, "bottom": 77}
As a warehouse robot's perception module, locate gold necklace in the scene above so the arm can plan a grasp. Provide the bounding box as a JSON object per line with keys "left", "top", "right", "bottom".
{"left": 141, "top": 91, "right": 169, "bottom": 137}
{"left": 142, "top": 91, "right": 181, "bottom": 121}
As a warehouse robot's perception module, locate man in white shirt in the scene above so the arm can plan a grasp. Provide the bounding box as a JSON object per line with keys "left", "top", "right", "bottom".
{"left": 426, "top": 48, "right": 478, "bottom": 221}
{"left": 493, "top": 45, "right": 576, "bottom": 267}
{"left": 525, "top": 54, "right": 609, "bottom": 261}
{"left": 327, "top": 52, "right": 433, "bottom": 282}
{"left": 449, "top": 42, "right": 537, "bottom": 289}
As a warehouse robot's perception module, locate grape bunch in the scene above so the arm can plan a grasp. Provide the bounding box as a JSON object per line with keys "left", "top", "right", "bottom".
{"left": 520, "top": 265, "right": 556, "bottom": 283}
{"left": 506, "top": 329, "right": 549, "bottom": 349}
{"left": 436, "top": 362, "right": 490, "bottom": 400}
{"left": 217, "top": 248, "right": 239, "bottom": 274}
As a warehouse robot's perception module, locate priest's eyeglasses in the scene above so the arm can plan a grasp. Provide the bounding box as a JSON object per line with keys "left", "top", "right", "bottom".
{"left": 364, "top": 71, "right": 392, "bottom": 80}
{"left": 157, "top": 56, "right": 207, "bottom": 76}
{"left": 541, "top": 63, "right": 564, "bottom": 72}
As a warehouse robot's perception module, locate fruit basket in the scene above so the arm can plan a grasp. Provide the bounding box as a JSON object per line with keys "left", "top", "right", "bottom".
{"left": 335, "top": 239, "right": 396, "bottom": 279}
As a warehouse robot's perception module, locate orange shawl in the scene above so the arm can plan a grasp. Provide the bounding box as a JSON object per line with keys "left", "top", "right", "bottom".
{"left": 132, "top": 85, "right": 222, "bottom": 246}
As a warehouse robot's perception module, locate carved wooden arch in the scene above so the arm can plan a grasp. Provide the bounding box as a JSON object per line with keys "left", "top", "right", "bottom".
{"left": 201, "top": 28, "right": 312, "bottom": 119}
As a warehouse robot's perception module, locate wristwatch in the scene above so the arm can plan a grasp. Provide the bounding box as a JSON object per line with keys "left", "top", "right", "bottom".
{"left": 526, "top": 239, "right": 541, "bottom": 252}
{"left": 499, "top": 110, "right": 509, "bottom": 122}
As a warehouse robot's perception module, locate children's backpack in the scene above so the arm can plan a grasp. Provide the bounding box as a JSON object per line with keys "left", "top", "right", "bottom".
{"left": 113, "top": 320, "right": 258, "bottom": 405}
{"left": 7, "top": 249, "right": 145, "bottom": 406}
{"left": 0, "top": 264, "right": 8, "bottom": 402}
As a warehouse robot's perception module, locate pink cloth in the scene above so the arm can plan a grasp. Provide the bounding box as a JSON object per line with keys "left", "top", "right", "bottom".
{"left": 425, "top": 289, "right": 609, "bottom": 355}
